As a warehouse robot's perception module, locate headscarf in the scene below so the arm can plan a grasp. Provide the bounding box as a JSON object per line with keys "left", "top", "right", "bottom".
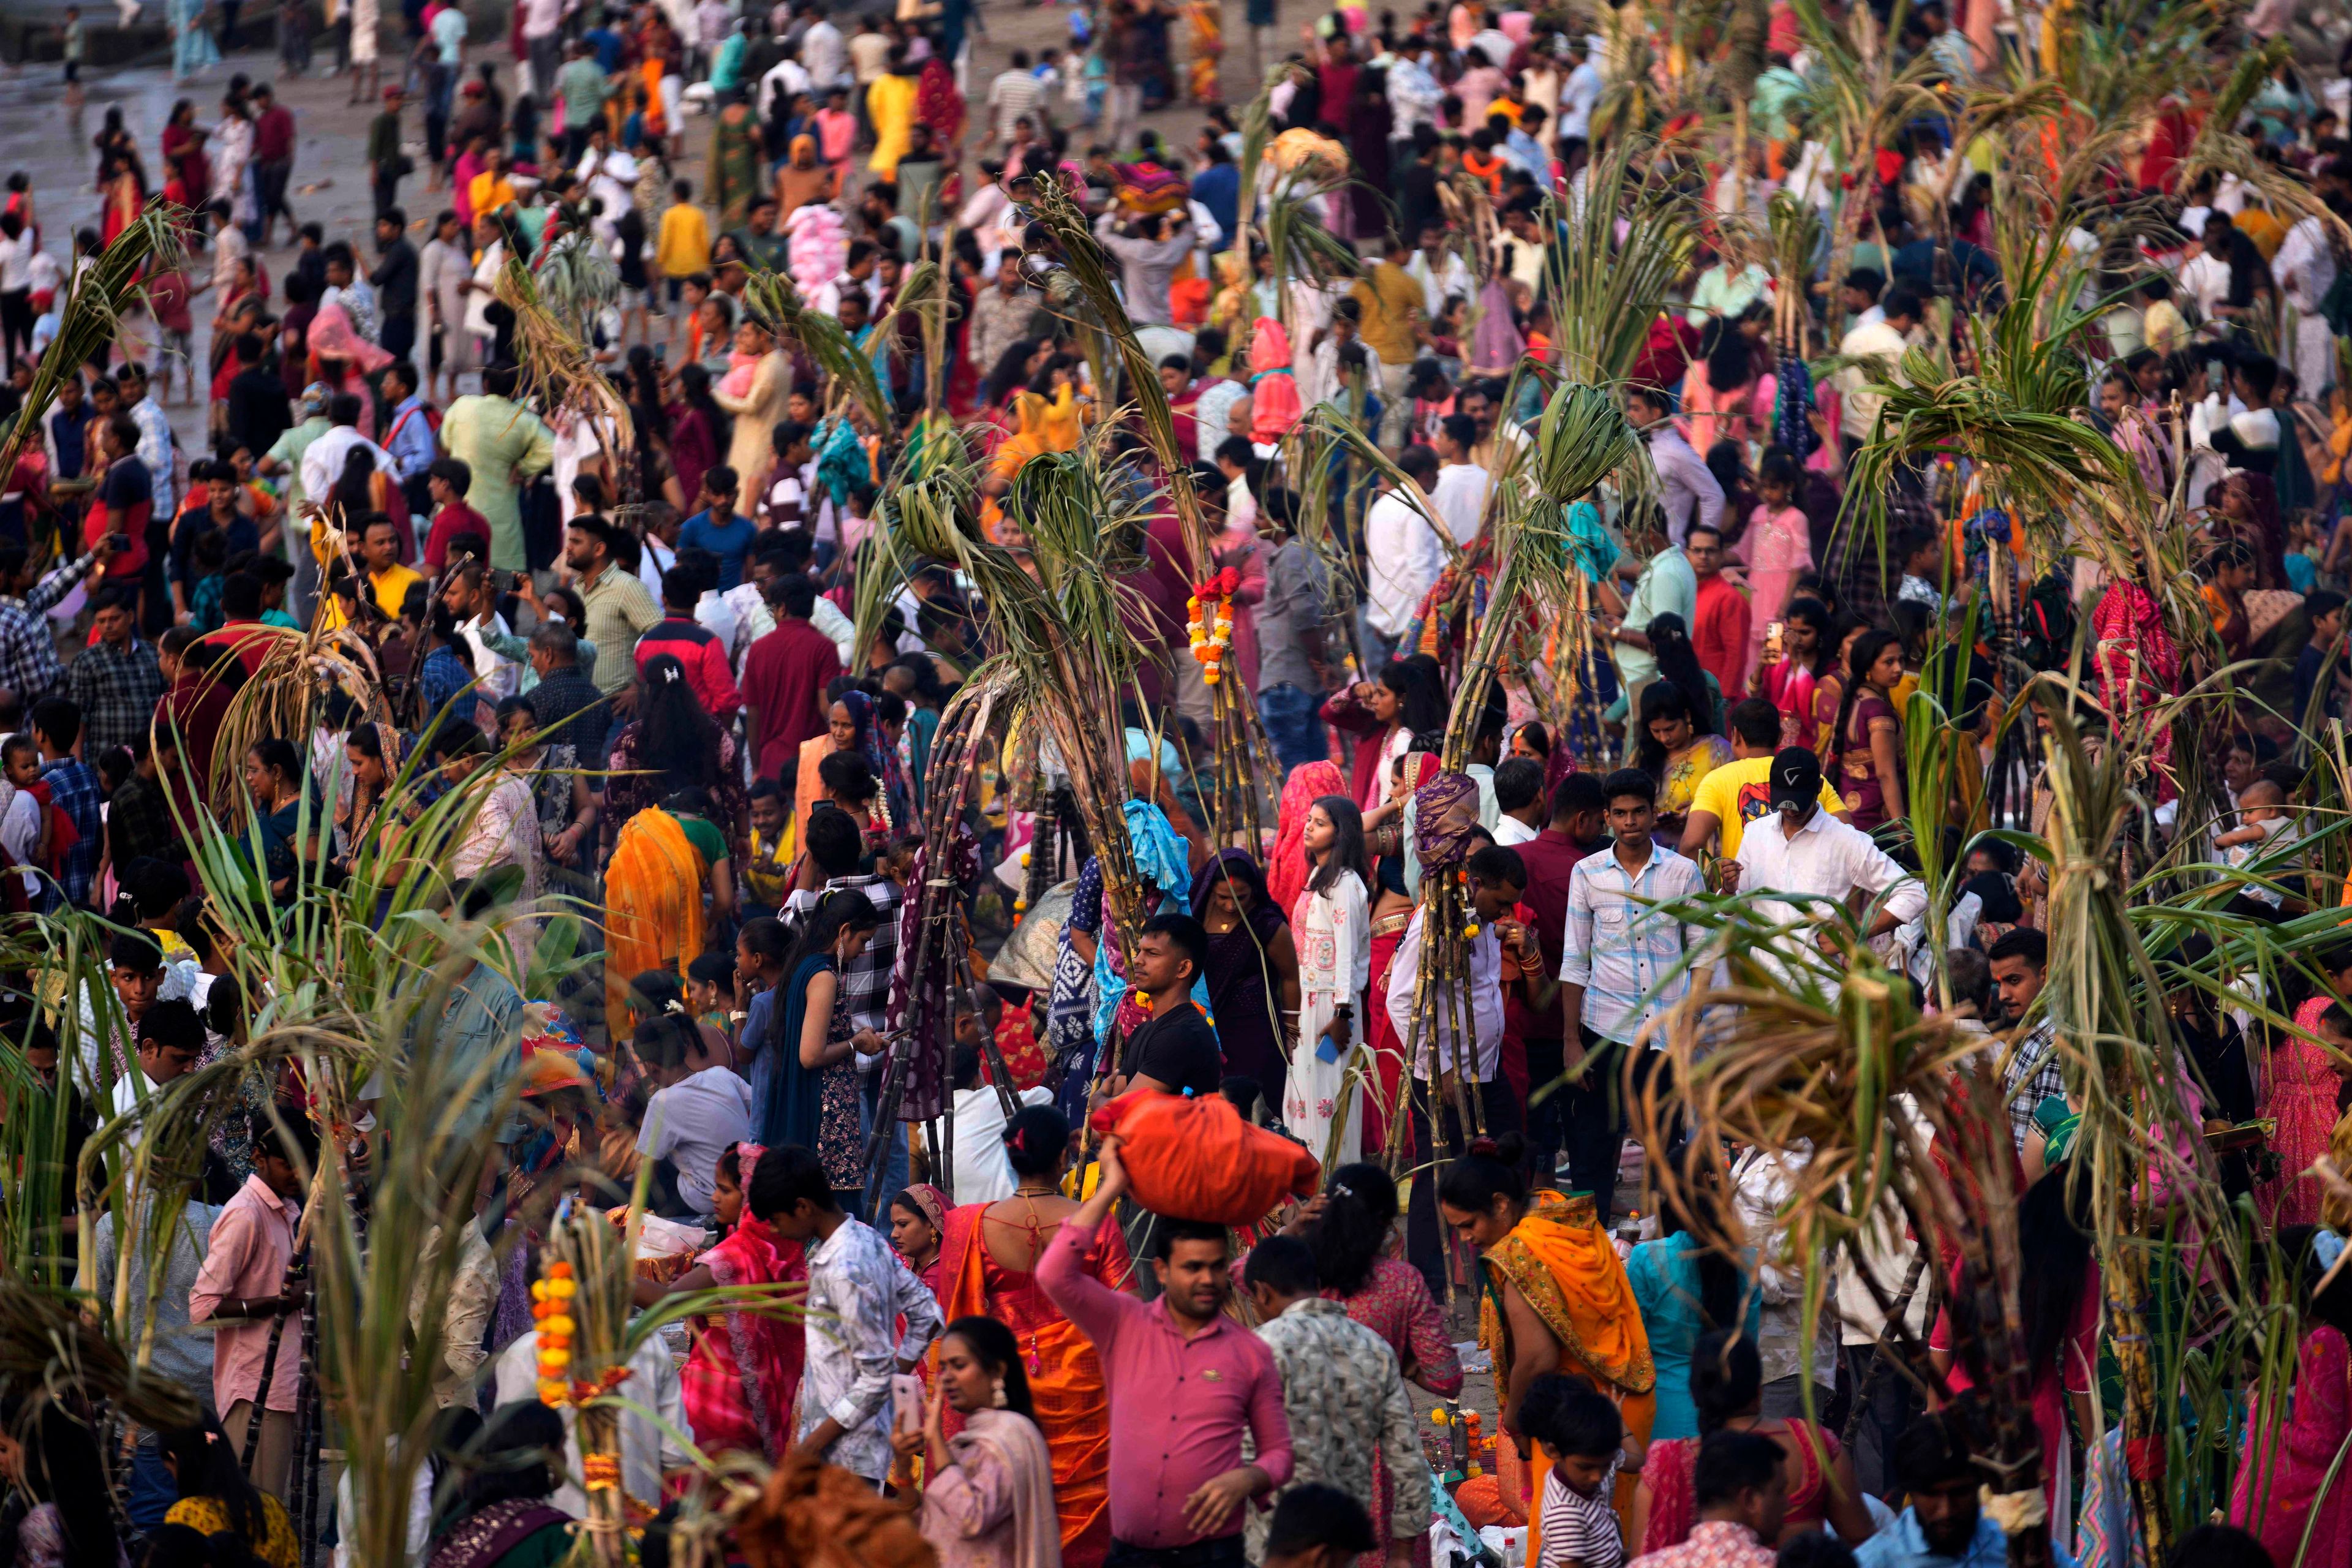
{"left": 336, "top": 720, "right": 406, "bottom": 834}
{"left": 1413, "top": 771, "right": 1483, "bottom": 870}
{"left": 1090, "top": 800, "right": 1208, "bottom": 1044}
{"left": 1268, "top": 760, "right": 1346, "bottom": 917}
{"left": 839, "top": 688, "right": 913, "bottom": 839}
{"left": 1248, "top": 318, "right": 1302, "bottom": 443}
{"left": 915, "top": 56, "right": 964, "bottom": 141}
{"left": 1189, "top": 848, "right": 1284, "bottom": 946}
{"left": 896, "top": 1181, "right": 949, "bottom": 1234}
{"left": 881, "top": 818, "right": 981, "bottom": 1123}
{"left": 306, "top": 301, "right": 394, "bottom": 375}
{"left": 298, "top": 381, "right": 332, "bottom": 421}
{"left": 1472, "top": 276, "right": 1525, "bottom": 371}
{"left": 814, "top": 415, "right": 870, "bottom": 506}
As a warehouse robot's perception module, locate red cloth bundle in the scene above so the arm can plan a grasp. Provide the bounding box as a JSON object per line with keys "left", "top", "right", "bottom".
{"left": 1088, "top": 1092, "right": 1319, "bottom": 1226}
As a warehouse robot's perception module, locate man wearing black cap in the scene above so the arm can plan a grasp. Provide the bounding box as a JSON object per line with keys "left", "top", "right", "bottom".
{"left": 1722, "top": 747, "right": 1924, "bottom": 970}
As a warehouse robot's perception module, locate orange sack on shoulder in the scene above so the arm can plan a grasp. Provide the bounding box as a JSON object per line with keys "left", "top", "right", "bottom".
{"left": 1090, "top": 1092, "right": 1321, "bottom": 1226}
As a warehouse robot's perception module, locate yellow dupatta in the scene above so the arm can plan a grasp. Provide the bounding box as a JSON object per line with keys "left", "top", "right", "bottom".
{"left": 1479, "top": 1189, "right": 1657, "bottom": 1533}
{"left": 604, "top": 808, "right": 707, "bottom": 1022}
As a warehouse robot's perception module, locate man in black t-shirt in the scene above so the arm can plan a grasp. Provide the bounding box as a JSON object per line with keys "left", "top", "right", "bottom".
{"left": 1109, "top": 913, "right": 1224, "bottom": 1101}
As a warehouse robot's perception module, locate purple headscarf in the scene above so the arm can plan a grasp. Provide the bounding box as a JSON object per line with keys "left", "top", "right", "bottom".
{"left": 1414, "top": 772, "right": 1483, "bottom": 870}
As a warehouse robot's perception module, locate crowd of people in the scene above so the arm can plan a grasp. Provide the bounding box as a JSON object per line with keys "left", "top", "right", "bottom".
{"left": 9, "top": 1, "right": 2352, "bottom": 1567}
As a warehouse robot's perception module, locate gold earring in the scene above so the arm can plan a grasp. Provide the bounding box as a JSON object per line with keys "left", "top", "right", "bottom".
{"left": 990, "top": 1378, "right": 1008, "bottom": 1409}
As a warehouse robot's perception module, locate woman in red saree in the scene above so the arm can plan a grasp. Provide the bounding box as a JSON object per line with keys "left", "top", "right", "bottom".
{"left": 1360, "top": 752, "right": 1438, "bottom": 1157}
{"left": 933, "top": 1104, "right": 1129, "bottom": 1568}
{"left": 635, "top": 1141, "right": 806, "bottom": 1460}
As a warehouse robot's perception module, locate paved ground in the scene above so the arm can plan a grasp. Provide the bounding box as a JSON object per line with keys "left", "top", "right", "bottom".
{"left": 0, "top": 0, "right": 1281, "bottom": 456}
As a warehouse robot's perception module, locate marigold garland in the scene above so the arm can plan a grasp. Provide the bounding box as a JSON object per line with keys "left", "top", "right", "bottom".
{"left": 1186, "top": 567, "right": 1240, "bottom": 687}
{"left": 532, "top": 1259, "right": 633, "bottom": 1408}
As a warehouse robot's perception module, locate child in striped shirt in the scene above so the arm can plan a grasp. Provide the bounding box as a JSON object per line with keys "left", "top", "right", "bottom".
{"left": 1525, "top": 1373, "right": 1632, "bottom": 1568}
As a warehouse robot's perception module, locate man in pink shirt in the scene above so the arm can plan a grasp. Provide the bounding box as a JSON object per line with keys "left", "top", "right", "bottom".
{"left": 1038, "top": 1137, "right": 1294, "bottom": 1567}
{"left": 189, "top": 1115, "right": 310, "bottom": 1500}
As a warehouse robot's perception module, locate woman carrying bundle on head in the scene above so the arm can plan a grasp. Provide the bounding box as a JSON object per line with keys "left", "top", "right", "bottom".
{"left": 931, "top": 1104, "right": 1132, "bottom": 1568}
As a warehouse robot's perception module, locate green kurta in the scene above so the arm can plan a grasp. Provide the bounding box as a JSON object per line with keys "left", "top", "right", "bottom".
{"left": 440, "top": 393, "right": 556, "bottom": 573}
{"left": 265, "top": 416, "right": 333, "bottom": 566}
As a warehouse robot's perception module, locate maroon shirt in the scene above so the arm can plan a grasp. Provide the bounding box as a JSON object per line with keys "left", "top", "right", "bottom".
{"left": 254, "top": 105, "right": 296, "bottom": 164}
{"left": 740, "top": 616, "right": 845, "bottom": 778}
{"left": 1510, "top": 823, "right": 1607, "bottom": 1051}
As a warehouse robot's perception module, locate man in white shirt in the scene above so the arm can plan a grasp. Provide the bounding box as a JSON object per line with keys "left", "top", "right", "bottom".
{"left": 494, "top": 1323, "right": 687, "bottom": 1517}
{"left": 1492, "top": 755, "right": 1544, "bottom": 846}
{"left": 2275, "top": 210, "right": 2339, "bottom": 398}
{"left": 1558, "top": 38, "right": 1602, "bottom": 143}
{"left": 1834, "top": 286, "right": 1921, "bottom": 453}
{"left": 1359, "top": 445, "right": 1447, "bottom": 669}
{"left": 987, "top": 49, "right": 1047, "bottom": 146}
{"left": 798, "top": 7, "right": 844, "bottom": 86}
{"left": 635, "top": 1025, "right": 753, "bottom": 1219}
{"left": 1725, "top": 748, "right": 1927, "bottom": 982}
{"left": 1556, "top": 768, "right": 1706, "bottom": 1221}
{"left": 297, "top": 394, "right": 397, "bottom": 511}
{"left": 440, "top": 560, "right": 523, "bottom": 703}
{"left": 1407, "top": 222, "right": 1474, "bottom": 318}
{"left": 110, "top": 998, "right": 206, "bottom": 1149}
{"left": 1430, "top": 414, "right": 1490, "bottom": 545}
{"left": 944, "top": 1041, "right": 1054, "bottom": 1204}
{"left": 1393, "top": 840, "right": 1527, "bottom": 1295}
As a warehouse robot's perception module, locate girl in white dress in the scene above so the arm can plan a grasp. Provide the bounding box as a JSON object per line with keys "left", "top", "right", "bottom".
{"left": 1284, "top": 793, "right": 1371, "bottom": 1170}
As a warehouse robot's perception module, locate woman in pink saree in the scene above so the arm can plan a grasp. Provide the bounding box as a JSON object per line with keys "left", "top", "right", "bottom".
{"left": 635, "top": 1141, "right": 807, "bottom": 1460}
{"left": 2229, "top": 1241, "right": 2352, "bottom": 1568}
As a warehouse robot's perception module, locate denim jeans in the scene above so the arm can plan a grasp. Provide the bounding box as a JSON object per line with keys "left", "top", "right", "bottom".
{"left": 1558, "top": 1030, "right": 1675, "bottom": 1228}
{"left": 1257, "top": 682, "right": 1328, "bottom": 774}
{"left": 126, "top": 1433, "right": 177, "bottom": 1536}
{"left": 1357, "top": 607, "right": 1399, "bottom": 673}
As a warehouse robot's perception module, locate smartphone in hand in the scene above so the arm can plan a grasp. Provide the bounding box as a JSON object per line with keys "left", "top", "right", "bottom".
{"left": 891, "top": 1374, "right": 925, "bottom": 1436}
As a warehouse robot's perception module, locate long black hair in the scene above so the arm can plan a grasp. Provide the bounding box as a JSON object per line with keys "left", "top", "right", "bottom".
{"left": 5, "top": 1404, "right": 121, "bottom": 1568}
{"left": 1831, "top": 627, "right": 1903, "bottom": 773}
{"left": 1383, "top": 653, "right": 1449, "bottom": 737}
{"left": 634, "top": 652, "right": 723, "bottom": 794}
{"left": 1307, "top": 1162, "right": 1398, "bottom": 1297}
{"left": 981, "top": 339, "right": 1040, "bottom": 408}
{"left": 1659, "top": 1181, "right": 1744, "bottom": 1334}
{"left": 625, "top": 344, "right": 671, "bottom": 445}
{"left": 943, "top": 1315, "right": 1036, "bottom": 1420}
{"left": 158, "top": 1417, "right": 268, "bottom": 1549}
{"left": 779, "top": 888, "right": 884, "bottom": 984}
{"left": 1634, "top": 682, "right": 1703, "bottom": 783}
{"left": 2015, "top": 1167, "right": 2097, "bottom": 1389}
{"left": 1643, "top": 612, "right": 1716, "bottom": 736}
{"left": 1690, "top": 1327, "right": 1763, "bottom": 1433}
{"left": 677, "top": 361, "right": 731, "bottom": 454}
{"left": 1306, "top": 795, "right": 1368, "bottom": 897}
{"left": 458, "top": 1401, "right": 566, "bottom": 1514}
{"left": 1436, "top": 1133, "right": 1528, "bottom": 1215}
{"left": 1784, "top": 596, "right": 1841, "bottom": 679}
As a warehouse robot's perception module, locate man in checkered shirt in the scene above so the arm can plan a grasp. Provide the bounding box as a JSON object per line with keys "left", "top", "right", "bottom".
{"left": 1989, "top": 929, "right": 2060, "bottom": 1152}
{"left": 0, "top": 545, "right": 102, "bottom": 708}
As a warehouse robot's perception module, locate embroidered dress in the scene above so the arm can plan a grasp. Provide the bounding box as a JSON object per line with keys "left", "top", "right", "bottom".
{"left": 1285, "top": 869, "right": 1370, "bottom": 1169}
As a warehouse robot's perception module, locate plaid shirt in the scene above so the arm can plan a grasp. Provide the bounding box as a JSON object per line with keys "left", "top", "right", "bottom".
{"left": 65, "top": 636, "right": 167, "bottom": 758}
{"left": 41, "top": 757, "right": 101, "bottom": 910}
{"left": 107, "top": 772, "right": 179, "bottom": 866}
{"left": 783, "top": 873, "right": 903, "bottom": 1037}
{"left": 527, "top": 665, "right": 609, "bottom": 759}
{"left": 0, "top": 549, "right": 97, "bottom": 703}
{"left": 2000, "top": 1016, "right": 2064, "bottom": 1151}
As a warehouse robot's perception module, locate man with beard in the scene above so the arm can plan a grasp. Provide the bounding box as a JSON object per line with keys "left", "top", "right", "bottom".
{"left": 1852, "top": 1409, "right": 2012, "bottom": 1568}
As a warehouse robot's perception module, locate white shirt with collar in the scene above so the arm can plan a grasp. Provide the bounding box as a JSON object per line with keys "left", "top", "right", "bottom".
{"left": 1362, "top": 484, "right": 1447, "bottom": 639}
{"left": 494, "top": 1328, "right": 687, "bottom": 1516}
{"left": 1732, "top": 804, "right": 1926, "bottom": 978}
{"left": 1430, "top": 461, "right": 1490, "bottom": 546}
{"left": 298, "top": 424, "right": 398, "bottom": 508}
{"left": 1387, "top": 907, "right": 1505, "bottom": 1082}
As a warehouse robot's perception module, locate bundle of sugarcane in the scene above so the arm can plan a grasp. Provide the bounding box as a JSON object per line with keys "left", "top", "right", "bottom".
{"left": 1026, "top": 176, "right": 1277, "bottom": 850}
{"left": 1543, "top": 138, "right": 1697, "bottom": 386}
{"left": 862, "top": 663, "right": 1027, "bottom": 1210}
{"left": 538, "top": 1201, "right": 639, "bottom": 1566}
{"left": 740, "top": 263, "right": 892, "bottom": 430}
{"left": 0, "top": 209, "right": 181, "bottom": 494}
{"left": 1385, "top": 382, "right": 1639, "bottom": 1244}
{"left": 1767, "top": 191, "right": 1823, "bottom": 357}
{"left": 499, "top": 254, "right": 637, "bottom": 508}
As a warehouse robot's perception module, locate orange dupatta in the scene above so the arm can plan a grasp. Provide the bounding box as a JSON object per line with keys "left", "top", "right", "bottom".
{"left": 1479, "top": 1189, "right": 1657, "bottom": 1547}
{"left": 932, "top": 1202, "right": 1124, "bottom": 1568}
{"left": 604, "top": 808, "right": 707, "bottom": 1022}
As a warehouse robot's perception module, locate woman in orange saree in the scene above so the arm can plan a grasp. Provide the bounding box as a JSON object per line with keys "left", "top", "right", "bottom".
{"left": 932, "top": 1104, "right": 1129, "bottom": 1568}
{"left": 1439, "top": 1139, "right": 1657, "bottom": 1549}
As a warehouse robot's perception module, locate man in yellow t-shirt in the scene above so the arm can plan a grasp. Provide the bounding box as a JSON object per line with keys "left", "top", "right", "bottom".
{"left": 1678, "top": 696, "right": 1847, "bottom": 863}
{"left": 317, "top": 513, "right": 424, "bottom": 631}
{"left": 1351, "top": 232, "right": 1428, "bottom": 448}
